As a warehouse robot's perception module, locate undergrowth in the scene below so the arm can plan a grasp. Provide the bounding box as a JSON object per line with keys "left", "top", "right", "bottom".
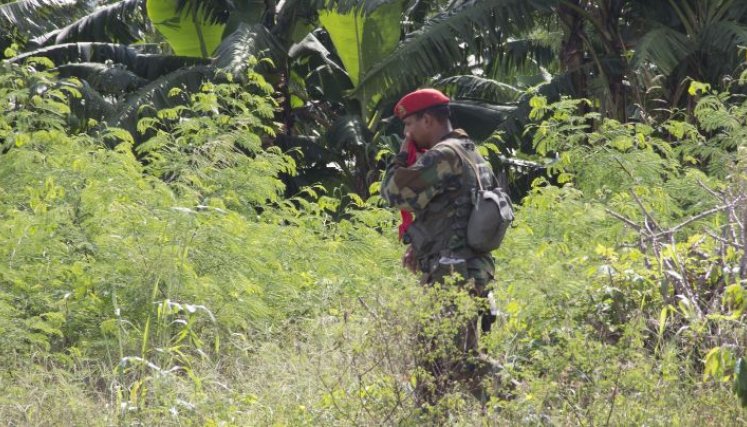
{"left": 0, "top": 60, "right": 745, "bottom": 425}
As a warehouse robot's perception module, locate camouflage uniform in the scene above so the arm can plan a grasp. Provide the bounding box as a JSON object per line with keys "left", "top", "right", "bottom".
{"left": 381, "top": 129, "right": 498, "bottom": 402}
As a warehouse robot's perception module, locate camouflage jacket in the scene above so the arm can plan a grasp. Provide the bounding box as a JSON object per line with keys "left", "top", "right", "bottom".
{"left": 381, "top": 130, "right": 497, "bottom": 266}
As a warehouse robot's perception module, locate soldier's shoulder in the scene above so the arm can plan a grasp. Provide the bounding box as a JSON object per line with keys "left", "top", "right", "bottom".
{"left": 412, "top": 142, "right": 451, "bottom": 164}
{"left": 431, "top": 139, "right": 464, "bottom": 157}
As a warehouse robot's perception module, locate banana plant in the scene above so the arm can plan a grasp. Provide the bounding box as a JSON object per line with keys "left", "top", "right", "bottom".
{"left": 283, "top": 0, "right": 407, "bottom": 195}
{"left": 317, "top": 0, "right": 402, "bottom": 118}
{"left": 3, "top": 0, "right": 279, "bottom": 134}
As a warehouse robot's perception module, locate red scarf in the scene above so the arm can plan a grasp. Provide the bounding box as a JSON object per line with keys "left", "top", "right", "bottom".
{"left": 398, "top": 141, "right": 427, "bottom": 240}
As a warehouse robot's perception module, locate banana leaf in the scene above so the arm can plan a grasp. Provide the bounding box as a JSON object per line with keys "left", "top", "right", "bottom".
{"left": 11, "top": 43, "right": 209, "bottom": 80}
{"left": 147, "top": 0, "right": 226, "bottom": 57}
{"left": 29, "top": 0, "right": 146, "bottom": 48}
{"left": 318, "top": 0, "right": 404, "bottom": 116}
{"left": 0, "top": 0, "right": 85, "bottom": 37}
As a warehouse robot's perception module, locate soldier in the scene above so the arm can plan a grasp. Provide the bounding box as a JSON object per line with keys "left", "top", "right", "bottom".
{"left": 381, "top": 88, "right": 499, "bottom": 404}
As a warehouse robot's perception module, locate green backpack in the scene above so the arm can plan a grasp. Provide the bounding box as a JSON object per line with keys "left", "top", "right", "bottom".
{"left": 447, "top": 141, "right": 514, "bottom": 253}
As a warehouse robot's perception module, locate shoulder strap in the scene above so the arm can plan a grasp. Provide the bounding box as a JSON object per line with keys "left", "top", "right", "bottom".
{"left": 442, "top": 139, "right": 493, "bottom": 191}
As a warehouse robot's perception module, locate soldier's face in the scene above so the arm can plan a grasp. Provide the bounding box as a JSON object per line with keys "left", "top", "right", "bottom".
{"left": 403, "top": 114, "right": 428, "bottom": 147}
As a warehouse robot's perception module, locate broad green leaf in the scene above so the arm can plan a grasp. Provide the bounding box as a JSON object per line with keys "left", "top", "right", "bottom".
{"left": 147, "top": 0, "right": 225, "bottom": 58}
{"left": 318, "top": 0, "right": 403, "bottom": 88}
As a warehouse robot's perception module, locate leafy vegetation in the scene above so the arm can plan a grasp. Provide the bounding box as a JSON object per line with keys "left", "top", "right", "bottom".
{"left": 11, "top": 0, "right": 746, "bottom": 197}
{"left": 1, "top": 0, "right": 747, "bottom": 424}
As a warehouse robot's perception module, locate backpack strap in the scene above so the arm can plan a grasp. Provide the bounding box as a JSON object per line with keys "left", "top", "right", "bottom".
{"left": 441, "top": 139, "right": 495, "bottom": 192}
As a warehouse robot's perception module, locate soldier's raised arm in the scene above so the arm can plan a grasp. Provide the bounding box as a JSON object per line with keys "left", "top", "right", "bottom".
{"left": 381, "top": 146, "right": 461, "bottom": 212}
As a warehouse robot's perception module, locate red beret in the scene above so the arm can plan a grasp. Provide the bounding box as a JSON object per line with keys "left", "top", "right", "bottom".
{"left": 393, "top": 88, "right": 450, "bottom": 119}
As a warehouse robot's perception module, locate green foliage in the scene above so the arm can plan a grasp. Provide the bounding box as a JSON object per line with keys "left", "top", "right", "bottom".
{"left": 318, "top": 0, "right": 402, "bottom": 89}
{"left": 0, "top": 60, "right": 404, "bottom": 422}
{"left": 2, "top": 51, "right": 747, "bottom": 424}
{"left": 147, "top": 0, "right": 225, "bottom": 58}
{"left": 494, "top": 90, "right": 747, "bottom": 421}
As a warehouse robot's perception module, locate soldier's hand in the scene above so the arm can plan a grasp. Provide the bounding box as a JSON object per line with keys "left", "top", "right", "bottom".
{"left": 402, "top": 245, "right": 417, "bottom": 274}
{"left": 400, "top": 138, "right": 412, "bottom": 154}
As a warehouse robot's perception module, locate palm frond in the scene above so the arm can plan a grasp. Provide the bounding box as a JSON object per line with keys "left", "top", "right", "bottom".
{"left": 627, "top": 0, "right": 680, "bottom": 28}
{"left": 0, "top": 0, "right": 87, "bottom": 37}
{"left": 10, "top": 43, "right": 210, "bottom": 80}
{"left": 436, "top": 75, "right": 522, "bottom": 103}
{"left": 29, "top": 0, "right": 146, "bottom": 48}
{"left": 492, "top": 36, "right": 557, "bottom": 75}
{"left": 631, "top": 26, "right": 692, "bottom": 76}
{"left": 698, "top": 21, "right": 747, "bottom": 51}
{"left": 214, "top": 23, "right": 286, "bottom": 76}
{"left": 722, "top": 1, "right": 747, "bottom": 21}
{"left": 695, "top": 21, "right": 747, "bottom": 81}
{"left": 352, "top": 0, "right": 556, "bottom": 102}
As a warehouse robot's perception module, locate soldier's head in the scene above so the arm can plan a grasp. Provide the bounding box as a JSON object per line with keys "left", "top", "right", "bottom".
{"left": 394, "top": 89, "right": 453, "bottom": 148}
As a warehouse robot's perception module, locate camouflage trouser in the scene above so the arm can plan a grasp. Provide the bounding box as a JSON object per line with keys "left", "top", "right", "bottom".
{"left": 415, "top": 254, "right": 496, "bottom": 406}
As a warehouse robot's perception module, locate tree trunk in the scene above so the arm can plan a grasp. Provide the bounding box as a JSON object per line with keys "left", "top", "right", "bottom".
{"left": 558, "top": 0, "right": 586, "bottom": 99}
{"left": 596, "top": 0, "right": 627, "bottom": 121}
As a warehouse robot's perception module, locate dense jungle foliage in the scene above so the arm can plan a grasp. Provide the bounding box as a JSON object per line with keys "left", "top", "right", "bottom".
{"left": 1, "top": 0, "right": 747, "bottom": 425}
